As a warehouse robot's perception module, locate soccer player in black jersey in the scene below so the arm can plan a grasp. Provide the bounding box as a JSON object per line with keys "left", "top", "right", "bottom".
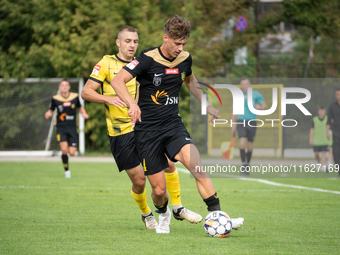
{"left": 45, "top": 79, "right": 89, "bottom": 178}
{"left": 111, "top": 16, "right": 244, "bottom": 233}
{"left": 81, "top": 26, "right": 202, "bottom": 230}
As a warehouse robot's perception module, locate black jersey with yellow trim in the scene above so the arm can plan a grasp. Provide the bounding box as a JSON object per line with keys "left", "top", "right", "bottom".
{"left": 123, "top": 46, "right": 192, "bottom": 131}
{"left": 49, "top": 92, "right": 81, "bottom": 127}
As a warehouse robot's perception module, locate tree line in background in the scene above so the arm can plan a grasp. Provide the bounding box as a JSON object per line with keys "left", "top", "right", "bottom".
{"left": 1, "top": 0, "right": 340, "bottom": 151}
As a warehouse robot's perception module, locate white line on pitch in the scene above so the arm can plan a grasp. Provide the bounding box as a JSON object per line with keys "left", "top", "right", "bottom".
{"left": 176, "top": 167, "right": 340, "bottom": 195}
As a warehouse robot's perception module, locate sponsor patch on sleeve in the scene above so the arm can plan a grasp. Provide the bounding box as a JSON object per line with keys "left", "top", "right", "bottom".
{"left": 91, "top": 65, "right": 101, "bottom": 76}
{"left": 126, "top": 60, "right": 139, "bottom": 70}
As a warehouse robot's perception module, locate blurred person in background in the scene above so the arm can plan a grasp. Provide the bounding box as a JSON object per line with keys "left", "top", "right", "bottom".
{"left": 327, "top": 88, "right": 340, "bottom": 176}
{"left": 45, "top": 79, "right": 89, "bottom": 178}
{"left": 231, "top": 77, "right": 267, "bottom": 175}
{"left": 309, "top": 105, "right": 333, "bottom": 172}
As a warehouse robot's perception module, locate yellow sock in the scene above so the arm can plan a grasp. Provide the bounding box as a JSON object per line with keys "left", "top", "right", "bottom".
{"left": 165, "top": 168, "right": 181, "bottom": 206}
{"left": 131, "top": 188, "right": 151, "bottom": 215}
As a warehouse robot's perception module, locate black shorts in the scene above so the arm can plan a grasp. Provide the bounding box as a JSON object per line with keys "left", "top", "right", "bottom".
{"left": 109, "top": 132, "right": 140, "bottom": 172}
{"left": 236, "top": 120, "right": 257, "bottom": 142}
{"left": 56, "top": 126, "right": 78, "bottom": 147}
{"left": 313, "top": 145, "right": 329, "bottom": 152}
{"left": 135, "top": 122, "right": 194, "bottom": 176}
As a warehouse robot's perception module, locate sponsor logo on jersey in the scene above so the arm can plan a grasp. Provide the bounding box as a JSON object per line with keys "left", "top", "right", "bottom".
{"left": 151, "top": 90, "right": 168, "bottom": 105}
{"left": 60, "top": 113, "right": 68, "bottom": 121}
{"left": 58, "top": 105, "right": 64, "bottom": 112}
{"left": 165, "top": 68, "right": 179, "bottom": 74}
{"left": 63, "top": 102, "right": 71, "bottom": 107}
{"left": 65, "top": 115, "right": 74, "bottom": 120}
{"left": 181, "top": 72, "right": 186, "bottom": 81}
{"left": 92, "top": 65, "right": 101, "bottom": 76}
{"left": 126, "top": 60, "right": 139, "bottom": 70}
{"left": 151, "top": 90, "right": 179, "bottom": 105}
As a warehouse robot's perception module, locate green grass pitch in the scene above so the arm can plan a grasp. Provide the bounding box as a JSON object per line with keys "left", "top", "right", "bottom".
{"left": 0, "top": 161, "right": 339, "bottom": 254}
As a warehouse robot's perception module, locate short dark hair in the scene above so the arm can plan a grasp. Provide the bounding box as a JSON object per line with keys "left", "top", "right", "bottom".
{"left": 319, "top": 105, "right": 325, "bottom": 110}
{"left": 118, "top": 26, "right": 138, "bottom": 39}
{"left": 164, "top": 15, "right": 191, "bottom": 40}
{"left": 336, "top": 88, "right": 340, "bottom": 92}
{"left": 60, "top": 78, "right": 70, "bottom": 85}
{"left": 240, "top": 77, "right": 249, "bottom": 82}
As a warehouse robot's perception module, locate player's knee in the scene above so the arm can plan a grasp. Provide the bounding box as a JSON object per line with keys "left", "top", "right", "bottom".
{"left": 133, "top": 176, "right": 146, "bottom": 190}
{"left": 153, "top": 186, "right": 166, "bottom": 198}
{"left": 69, "top": 152, "right": 76, "bottom": 156}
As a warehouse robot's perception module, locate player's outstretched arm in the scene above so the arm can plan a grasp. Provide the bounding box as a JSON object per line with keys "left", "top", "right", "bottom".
{"left": 45, "top": 109, "right": 54, "bottom": 119}
{"left": 184, "top": 73, "right": 220, "bottom": 123}
{"left": 81, "top": 79, "right": 126, "bottom": 108}
{"left": 111, "top": 69, "right": 141, "bottom": 124}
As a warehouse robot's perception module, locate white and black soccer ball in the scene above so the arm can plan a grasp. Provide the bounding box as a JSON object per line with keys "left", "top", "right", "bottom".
{"left": 203, "top": 211, "right": 232, "bottom": 238}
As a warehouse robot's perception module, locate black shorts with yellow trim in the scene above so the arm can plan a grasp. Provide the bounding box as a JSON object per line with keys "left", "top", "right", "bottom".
{"left": 109, "top": 132, "right": 140, "bottom": 172}
{"left": 135, "top": 121, "right": 194, "bottom": 176}
{"left": 56, "top": 125, "right": 78, "bottom": 147}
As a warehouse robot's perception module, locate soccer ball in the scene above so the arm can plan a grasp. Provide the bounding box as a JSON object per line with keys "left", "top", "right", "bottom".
{"left": 203, "top": 211, "right": 232, "bottom": 238}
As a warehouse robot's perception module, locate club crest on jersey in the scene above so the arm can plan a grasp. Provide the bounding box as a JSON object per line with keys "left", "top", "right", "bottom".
{"left": 153, "top": 76, "right": 162, "bottom": 86}
{"left": 181, "top": 72, "right": 186, "bottom": 81}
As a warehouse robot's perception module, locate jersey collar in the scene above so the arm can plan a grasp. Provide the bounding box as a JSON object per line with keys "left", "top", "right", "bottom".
{"left": 115, "top": 54, "right": 134, "bottom": 64}
{"left": 157, "top": 46, "right": 177, "bottom": 63}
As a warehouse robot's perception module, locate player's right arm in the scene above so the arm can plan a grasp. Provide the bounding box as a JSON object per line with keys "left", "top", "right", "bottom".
{"left": 45, "top": 97, "right": 56, "bottom": 119}
{"left": 81, "top": 79, "right": 126, "bottom": 107}
{"left": 45, "top": 109, "right": 54, "bottom": 119}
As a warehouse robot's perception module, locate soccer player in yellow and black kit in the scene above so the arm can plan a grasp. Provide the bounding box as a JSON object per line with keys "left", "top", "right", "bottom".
{"left": 81, "top": 26, "right": 202, "bottom": 230}
{"left": 112, "top": 16, "right": 244, "bottom": 233}
{"left": 45, "top": 79, "right": 89, "bottom": 178}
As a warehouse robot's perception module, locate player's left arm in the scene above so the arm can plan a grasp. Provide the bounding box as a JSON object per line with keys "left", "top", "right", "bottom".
{"left": 184, "top": 73, "right": 220, "bottom": 123}
{"left": 255, "top": 92, "right": 267, "bottom": 110}
{"left": 79, "top": 106, "right": 89, "bottom": 120}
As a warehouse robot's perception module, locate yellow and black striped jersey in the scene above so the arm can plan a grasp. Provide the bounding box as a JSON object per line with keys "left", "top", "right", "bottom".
{"left": 89, "top": 55, "right": 138, "bottom": 136}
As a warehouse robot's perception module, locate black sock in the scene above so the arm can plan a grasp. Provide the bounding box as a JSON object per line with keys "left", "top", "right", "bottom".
{"left": 203, "top": 192, "right": 221, "bottom": 212}
{"left": 246, "top": 151, "right": 253, "bottom": 163}
{"left": 154, "top": 199, "right": 168, "bottom": 214}
{"left": 240, "top": 149, "right": 246, "bottom": 162}
{"left": 61, "top": 154, "right": 69, "bottom": 171}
